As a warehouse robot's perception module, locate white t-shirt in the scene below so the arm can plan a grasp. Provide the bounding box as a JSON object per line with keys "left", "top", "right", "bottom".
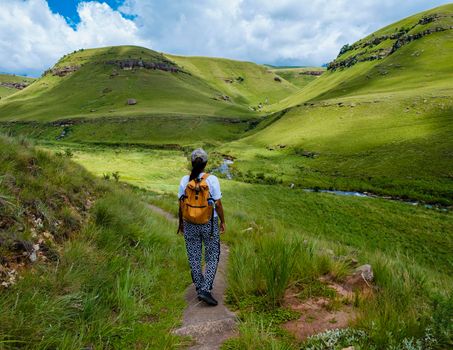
{"left": 178, "top": 173, "right": 222, "bottom": 217}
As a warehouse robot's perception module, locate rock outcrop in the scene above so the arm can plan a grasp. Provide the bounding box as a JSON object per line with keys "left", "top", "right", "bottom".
{"left": 299, "top": 70, "right": 324, "bottom": 76}
{"left": 0, "top": 82, "right": 29, "bottom": 90}
{"left": 47, "top": 65, "right": 80, "bottom": 77}
{"left": 105, "top": 59, "right": 182, "bottom": 73}
{"left": 328, "top": 14, "right": 453, "bottom": 70}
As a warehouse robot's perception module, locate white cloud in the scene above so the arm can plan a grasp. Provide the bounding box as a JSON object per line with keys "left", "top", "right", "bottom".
{"left": 119, "top": 0, "right": 449, "bottom": 66}
{"left": 0, "top": 0, "right": 449, "bottom": 75}
{"left": 0, "top": 0, "right": 147, "bottom": 76}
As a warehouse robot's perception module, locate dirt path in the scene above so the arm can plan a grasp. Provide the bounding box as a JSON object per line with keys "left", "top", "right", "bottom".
{"left": 147, "top": 204, "right": 237, "bottom": 349}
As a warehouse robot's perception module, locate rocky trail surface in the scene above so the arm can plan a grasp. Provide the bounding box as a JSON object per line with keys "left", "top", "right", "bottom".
{"left": 147, "top": 204, "right": 237, "bottom": 349}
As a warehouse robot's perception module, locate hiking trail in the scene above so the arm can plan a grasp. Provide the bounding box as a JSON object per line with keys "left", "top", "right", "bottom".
{"left": 147, "top": 204, "right": 237, "bottom": 349}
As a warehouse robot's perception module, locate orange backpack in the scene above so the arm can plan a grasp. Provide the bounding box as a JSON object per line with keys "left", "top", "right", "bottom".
{"left": 181, "top": 173, "right": 214, "bottom": 224}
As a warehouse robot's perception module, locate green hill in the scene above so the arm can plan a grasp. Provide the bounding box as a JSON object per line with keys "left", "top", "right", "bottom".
{"left": 0, "top": 46, "right": 251, "bottom": 121}
{"left": 222, "top": 3, "right": 453, "bottom": 204}
{"left": 0, "top": 46, "right": 299, "bottom": 123}
{"left": 0, "top": 46, "right": 301, "bottom": 146}
{"left": 166, "top": 54, "right": 299, "bottom": 107}
{"left": 273, "top": 3, "right": 453, "bottom": 109}
{"left": 0, "top": 74, "right": 35, "bottom": 99}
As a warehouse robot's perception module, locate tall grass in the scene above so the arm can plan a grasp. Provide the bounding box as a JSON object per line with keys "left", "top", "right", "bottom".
{"left": 228, "top": 233, "right": 301, "bottom": 308}
{"left": 0, "top": 135, "right": 190, "bottom": 348}
{"left": 0, "top": 190, "right": 190, "bottom": 349}
{"left": 259, "top": 235, "right": 300, "bottom": 308}
{"left": 222, "top": 209, "right": 452, "bottom": 348}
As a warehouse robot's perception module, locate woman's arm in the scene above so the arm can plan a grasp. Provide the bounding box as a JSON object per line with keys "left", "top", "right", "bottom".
{"left": 177, "top": 200, "right": 184, "bottom": 234}
{"left": 216, "top": 199, "right": 226, "bottom": 233}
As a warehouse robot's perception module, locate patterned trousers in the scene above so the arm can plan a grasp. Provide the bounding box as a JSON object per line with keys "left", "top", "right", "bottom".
{"left": 183, "top": 217, "right": 220, "bottom": 293}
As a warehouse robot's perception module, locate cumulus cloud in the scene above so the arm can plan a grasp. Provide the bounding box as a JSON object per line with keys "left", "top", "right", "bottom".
{"left": 120, "top": 0, "right": 449, "bottom": 66}
{"left": 0, "top": 0, "right": 147, "bottom": 76}
{"left": 0, "top": 0, "right": 449, "bottom": 75}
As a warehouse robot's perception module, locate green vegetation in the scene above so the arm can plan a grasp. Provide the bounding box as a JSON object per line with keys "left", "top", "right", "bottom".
{"left": 223, "top": 94, "right": 453, "bottom": 204}
{"left": 0, "top": 135, "right": 190, "bottom": 348}
{"left": 166, "top": 54, "right": 299, "bottom": 107}
{"left": 0, "top": 46, "right": 246, "bottom": 121}
{"left": 0, "top": 74, "right": 35, "bottom": 99}
{"left": 273, "top": 4, "right": 453, "bottom": 110}
{"left": 267, "top": 67, "right": 325, "bottom": 89}
{"left": 0, "top": 114, "right": 260, "bottom": 146}
{"left": 217, "top": 3, "right": 453, "bottom": 205}
{"left": 146, "top": 166, "right": 452, "bottom": 349}
{"left": 1, "top": 3, "right": 452, "bottom": 349}
{"left": 0, "top": 46, "right": 299, "bottom": 123}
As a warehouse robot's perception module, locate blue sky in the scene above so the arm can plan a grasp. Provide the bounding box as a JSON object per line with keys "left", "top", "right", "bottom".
{"left": 0, "top": 0, "right": 450, "bottom": 76}
{"left": 46, "top": 0, "right": 123, "bottom": 26}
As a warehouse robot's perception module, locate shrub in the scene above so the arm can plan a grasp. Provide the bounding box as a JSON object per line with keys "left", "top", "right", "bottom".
{"left": 64, "top": 148, "right": 73, "bottom": 158}
{"left": 112, "top": 171, "right": 120, "bottom": 182}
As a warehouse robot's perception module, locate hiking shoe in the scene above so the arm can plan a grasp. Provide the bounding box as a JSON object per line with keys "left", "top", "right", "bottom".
{"left": 198, "top": 291, "right": 218, "bottom": 306}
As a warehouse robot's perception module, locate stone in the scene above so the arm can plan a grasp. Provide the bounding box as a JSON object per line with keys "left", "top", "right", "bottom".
{"left": 356, "top": 264, "right": 373, "bottom": 282}
{"left": 342, "top": 347, "right": 355, "bottom": 350}
{"left": 343, "top": 264, "right": 374, "bottom": 291}
{"left": 127, "top": 98, "right": 137, "bottom": 105}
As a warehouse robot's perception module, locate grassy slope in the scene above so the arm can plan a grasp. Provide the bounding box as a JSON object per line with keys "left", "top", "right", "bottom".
{"left": 267, "top": 67, "right": 325, "bottom": 89}
{"left": 225, "top": 3, "right": 453, "bottom": 203}
{"left": 0, "top": 136, "right": 190, "bottom": 348}
{"left": 166, "top": 55, "right": 299, "bottom": 107}
{"left": 0, "top": 47, "right": 301, "bottom": 146}
{"left": 0, "top": 46, "right": 253, "bottom": 121}
{"left": 0, "top": 74, "right": 35, "bottom": 99}
{"left": 0, "top": 115, "right": 258, "bottom": 147}
{"left": 274, "top": 3, "right": 453, "bottom": 109}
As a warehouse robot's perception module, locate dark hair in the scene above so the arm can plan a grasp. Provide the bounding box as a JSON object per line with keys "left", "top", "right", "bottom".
{"left": 190, "top": 157, "right": 207, "bottom": 181}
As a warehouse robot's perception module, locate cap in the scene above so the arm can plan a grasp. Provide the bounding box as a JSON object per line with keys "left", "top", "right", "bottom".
{"left": 191, "top": 148, "right": 208, "bottom": 162}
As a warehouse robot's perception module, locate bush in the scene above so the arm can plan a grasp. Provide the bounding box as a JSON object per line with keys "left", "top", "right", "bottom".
{"left": 64, "top": 148, "right": 73, "bottom": 158}
{"left": 112, "top": 171, "right": 120, "bottom": 182}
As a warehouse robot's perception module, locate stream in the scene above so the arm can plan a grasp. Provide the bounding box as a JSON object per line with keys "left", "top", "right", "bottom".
{"left": 212, "top": 159, "right": 449, "bottom": 211}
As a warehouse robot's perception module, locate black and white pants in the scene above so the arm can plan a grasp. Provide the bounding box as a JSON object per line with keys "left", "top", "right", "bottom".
{"left": 183, "top": 217, "right": 220, "bottom": 293}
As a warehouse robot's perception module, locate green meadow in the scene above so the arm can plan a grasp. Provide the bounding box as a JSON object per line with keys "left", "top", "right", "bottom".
{"left": 41, "top": 141, "right": 453, "bottom": 349}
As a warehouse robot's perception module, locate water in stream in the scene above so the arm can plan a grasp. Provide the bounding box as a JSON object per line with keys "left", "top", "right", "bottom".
{"left": 212, "top": 159, "right": 448, "bottom": 211}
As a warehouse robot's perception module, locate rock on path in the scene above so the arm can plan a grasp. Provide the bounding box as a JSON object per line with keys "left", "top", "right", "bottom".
{"left": 147, "top": 204, "right": 237, "bottom": 349}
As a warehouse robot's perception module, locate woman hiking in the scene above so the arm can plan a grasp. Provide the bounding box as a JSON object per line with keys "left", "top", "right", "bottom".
{"left": 177, "top": 148, "right": 226, "bottom": 306}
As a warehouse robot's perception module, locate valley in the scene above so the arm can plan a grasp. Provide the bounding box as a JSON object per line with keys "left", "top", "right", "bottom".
{"left": 0, "top": 3, "right": 452, "bottom": 349}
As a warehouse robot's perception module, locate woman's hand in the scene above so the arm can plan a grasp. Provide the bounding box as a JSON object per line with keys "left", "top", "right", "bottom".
{"left": 220, "top": 221, "right": 226, "bottom": 234}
